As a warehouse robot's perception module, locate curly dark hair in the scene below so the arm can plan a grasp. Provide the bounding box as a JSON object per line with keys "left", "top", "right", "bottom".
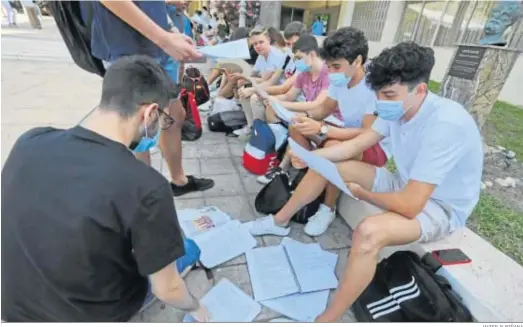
{"left": 319, "top": 27, "right": 368, "bottom": 64}
{"left": 366, "top": 42, "right": 435, "bottom": 91}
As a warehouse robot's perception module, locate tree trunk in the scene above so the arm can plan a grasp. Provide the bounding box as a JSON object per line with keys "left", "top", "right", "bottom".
{"left": 259, "top": 0, "right": 281, "bottom": 29}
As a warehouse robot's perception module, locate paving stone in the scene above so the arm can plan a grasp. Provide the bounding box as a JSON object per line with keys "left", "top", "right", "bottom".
{"left": 197, "top": 131, "right": 227, "bottom": 145}
{"left": 182, "top": 142, "right": 199, "bottom": 159}
{"left": 204, "top": 195, "right": 256, "bottom": 221}
{"left": 229, "top": 141, "right": 245, "bottom": 157}
{"left": 212, "top": 264, "right": 253, "bottom": 296}
{"left": 238, "top": 169, "right": 265, "bottom": 195}
{"left": 200, "top": 157, "right": 236, "bottom": 175}
{"left": 217, "top": 237, "right": 263, "bottom": 267}
{"left": 129, "top": 300, "right": 184, "bottom": 322}
{"left": 315, "top": 216, "right": 353, "bottom": 250}
{"left": 202, "top": 173, "right": 243, "bottom": 197}
{"left": 174, "top": 198, "right": 205, "bottom": 211}
{"left": 180, "top": 158, "right": 201, "bottom": 177}
{"left": 185, "top": 269, "right": 214, "bottom": 299}
{"left": 198, "top": 142, "right": 230, "bottom": 158}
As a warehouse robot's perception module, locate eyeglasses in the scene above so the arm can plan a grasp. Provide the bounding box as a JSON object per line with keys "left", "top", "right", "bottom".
{"left": 159, "top": 109, "right": 175, "bottom": 130}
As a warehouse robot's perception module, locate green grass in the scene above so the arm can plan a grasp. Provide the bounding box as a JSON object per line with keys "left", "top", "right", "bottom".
{"left": 469, "top": 194, "right": 523, "bottom": 264}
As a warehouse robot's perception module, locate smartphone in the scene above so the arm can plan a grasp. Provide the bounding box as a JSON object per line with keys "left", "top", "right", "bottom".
{"left": 432, "top": 248, "right": 471, "bottom": 266}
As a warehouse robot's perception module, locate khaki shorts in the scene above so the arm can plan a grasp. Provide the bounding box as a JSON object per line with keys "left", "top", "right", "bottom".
{"left": 372, "top": 168, "right": 452, "bottom": 243}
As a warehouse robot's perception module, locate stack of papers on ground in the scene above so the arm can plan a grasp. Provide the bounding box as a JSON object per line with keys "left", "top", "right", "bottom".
{"left": 183, "top": 279, "right": 261, "bottom": 322}
{"left": 193, "top": 220, "right": 257, "bottom": 268}
{"left": 246, "top": 238, "right": 338, "bottom": 321}
{"left": 288, "top": 138, "right": 358, "bottom": 199}
{"left": 177, "top": 206, "right": 231, "bottom": 238}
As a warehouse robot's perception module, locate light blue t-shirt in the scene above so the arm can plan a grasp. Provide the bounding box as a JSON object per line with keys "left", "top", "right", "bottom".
{"left": 254, "top": 46, "right": 286, "bottom": 77}
{"left": 328, "top": 78, "right": 391, "bottom": 158}
{"left": 372, "top": 92, "right": 483, "bottom": 230}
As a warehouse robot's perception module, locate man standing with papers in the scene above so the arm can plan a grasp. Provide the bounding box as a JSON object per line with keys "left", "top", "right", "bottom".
{"left": 297, "top": 42, "right": 483, "bottom": 321}
{"left": 249, "top": 27, "right": 389, "bottom": 237}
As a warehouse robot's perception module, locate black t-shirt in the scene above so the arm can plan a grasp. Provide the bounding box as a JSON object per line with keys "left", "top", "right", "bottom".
{"left": 1, "top": 126, "right": 185, "bottom": 322}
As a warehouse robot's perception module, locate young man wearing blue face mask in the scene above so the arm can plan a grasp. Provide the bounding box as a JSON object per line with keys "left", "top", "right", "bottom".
{"left": 309, "top": 42, "right": 481, "bottom": 322}
{"left": 1, "top": 56, "right": 211, "bottom": 322}
{"left": 249, "top": 27, "right": 389, "bottom": 237}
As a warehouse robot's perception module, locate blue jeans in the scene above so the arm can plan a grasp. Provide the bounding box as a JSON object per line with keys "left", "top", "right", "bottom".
{"left": 103, "top": 56, "right": 180, "bottom": 84}
{"left": 140, "top": 238, "right": 200, "bottom": 310}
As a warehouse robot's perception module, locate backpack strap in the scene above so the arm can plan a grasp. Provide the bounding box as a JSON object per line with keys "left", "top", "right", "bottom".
{"left": 282, "top": 55, "right": 292, "bottom": 71}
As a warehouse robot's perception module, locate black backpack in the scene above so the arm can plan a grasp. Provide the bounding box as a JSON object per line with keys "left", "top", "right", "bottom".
{"left": 353, "top": 251, "right": 473, "bottom": 322}
{"left": 254, "top": 168, "right": 325, "bottom": 224}
{"left": 48, "top": 1, "right": 105, "bottom": 77}
{"left": 208, "top": 111, "right": 247, "bottom": 133}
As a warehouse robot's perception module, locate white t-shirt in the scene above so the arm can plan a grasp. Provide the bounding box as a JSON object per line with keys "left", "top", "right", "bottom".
{"left": 328, "top": 78, "right": 391, "bottom": 157}
{"left": 254, "top": 46, "right": 286, "bottom": 76}
{"left": 372, "top": 92, "right": 483, "bottom": 231}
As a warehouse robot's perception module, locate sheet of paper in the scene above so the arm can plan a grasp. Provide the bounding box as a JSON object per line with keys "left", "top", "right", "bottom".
{"left": 283, "top": 240, "right": 338, "bottom": 293}
{"left": 177, "top": 206, "right": 231, "bottom": 238}
{"left": 246, "top": 245, "right": 300, "bottom": 301}
{"left": 269, "top": 318, "right": 297, "bottom": 322}
{"left": 193, "top": 220, "right": 257, "bottom": 268}
{"left": 288, "top": 138, "right": 357, "bottom": 199}
{"left": 198, "top": 38, "right": 251, "bottom": 59}
{"left": 323, "top": 115, "right": 345, "bottom": 127}
{"left": 183, "top": 279, "right": 261, "bottom": 322}
{"left": 254, "top": 85, "right": 269, "bottom": 99}
{"left": 262, "top": 290, "right": 330, "bottom": 322}
{"left": 271, "top": 100, "right": 297, "bottom": 124}
{"left": 281, "top": 238, "right": 338, "bottom": 270}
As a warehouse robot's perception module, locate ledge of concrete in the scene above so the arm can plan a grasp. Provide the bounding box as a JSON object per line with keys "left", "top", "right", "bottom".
{"left": 337, "top": 194, "right": 523, "bottom": 322}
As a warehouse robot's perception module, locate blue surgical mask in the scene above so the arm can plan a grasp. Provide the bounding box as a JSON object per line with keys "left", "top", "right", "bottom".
{"left": 295, "top": 59, "right": 311, "bottom": 72}
{"left": 375, "top": 89, "right": 418, "bottom": 121}
{"left": 375, "top": 100, "right": 406, "bottom": 121}
{"left": 328, "top": 72, "right": 351, "bottom": 87}
{"left": 131, "top": 115, "right": 161, "bottom": 153}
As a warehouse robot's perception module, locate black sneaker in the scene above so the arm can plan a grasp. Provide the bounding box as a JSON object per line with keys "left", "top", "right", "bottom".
{"left": 170, "top": 175, "right": 215, "bottom": 197}
{"left": 256, "top": 167, "right": 283, "bottom": 185}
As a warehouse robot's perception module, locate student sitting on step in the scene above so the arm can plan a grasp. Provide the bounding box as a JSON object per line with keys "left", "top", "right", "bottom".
{"left": 256, "top": 34, "right": 343, "bottom": 184}
{"left": 255, "top": 41, "right": 485, "bottom": 322}
{"left": 251, "top": 27, "right": 390, "bottom": 236}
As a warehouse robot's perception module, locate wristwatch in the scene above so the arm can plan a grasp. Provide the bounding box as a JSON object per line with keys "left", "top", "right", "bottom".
{"left": 318, "top": 122, "right": 328, "bottom": 138}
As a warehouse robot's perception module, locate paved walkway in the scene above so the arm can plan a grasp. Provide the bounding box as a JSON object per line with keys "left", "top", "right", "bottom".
{"left": 1, "top": 17, "right": 356, "bottom": 322}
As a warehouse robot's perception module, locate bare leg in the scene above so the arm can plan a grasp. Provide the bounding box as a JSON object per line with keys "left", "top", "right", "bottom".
{"left": 159, "top": 99, "right": 187, "bottom": 186}
{"left": 218, "top": 78, "right": 235, "bottom": 99}
{"left": 250, "top": 94, "right": 266, "bottom": 121}
{"left": 319, "top": 212, "right": 421, "bottom": 322}
{"left": 206, "top": 68, "right": 222, "bottom": 86}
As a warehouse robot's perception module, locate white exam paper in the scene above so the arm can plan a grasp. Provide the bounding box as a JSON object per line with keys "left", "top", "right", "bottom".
{"left": 177, "top": 206, "right": 231, "bottom": 238}
{"left": 198, "top": 39, "right": 251, "bottom": 59}
{"left": 271, "top": 100, "right": 297, "bottom": 124}
{"left": 288, "top": 138, "right": 357, "bottom": 199}
{"left": 262, "top": 290, "right": 330, "bottom": 322}
{"left": 323, "top": 115, "right": 345, "bottom": 127}
{"left": 281, "top": 237, "right": 338, "bottom": 271}
{"left": 283, "top": 239, "right": 338, "bottom": 293}
{"left": 193, "top": 220, "right": 257, "bottom": 268}
{"left": 183, "top": 279, "right": 261, "bottom": 322}
{"left": 246, "top": 246, "right": 300, "bottom": 301}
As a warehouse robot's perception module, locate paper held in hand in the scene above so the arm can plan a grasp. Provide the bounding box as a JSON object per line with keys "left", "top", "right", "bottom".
{"left": 197, "top": 38, "right": 251, "bottom": 59}
{"left": 288, "top": 138, "right": 358, "bottom": 199}
{"left": 270, "top": 100, "right": 297, "bottom": 124}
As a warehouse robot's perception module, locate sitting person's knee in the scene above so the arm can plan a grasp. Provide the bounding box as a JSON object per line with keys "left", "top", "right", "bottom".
{"left": 352, "top": 216, "right": 387, "bottom": 255}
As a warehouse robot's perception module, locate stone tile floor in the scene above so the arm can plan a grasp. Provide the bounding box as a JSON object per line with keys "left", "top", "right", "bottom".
{"left": 131, "top": 115, "right": 357, "bottom": 322}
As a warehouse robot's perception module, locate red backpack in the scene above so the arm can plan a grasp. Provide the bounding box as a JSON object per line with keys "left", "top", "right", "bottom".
{"left": 179, "top": 89, "right": 203, "bottom": 141}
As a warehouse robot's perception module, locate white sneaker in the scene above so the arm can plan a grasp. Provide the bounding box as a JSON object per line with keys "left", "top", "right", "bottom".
{"left": 249, "top": 215, "right": 290, "bottom": 236}
{"left": 256, "top": 162, "right": 283, "bottom": 184}
{"left": 304, "top": 204, "right": 336, "bottom": 237}
{"left": 233, "top": 125, "right": 251, "bottom": 137}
